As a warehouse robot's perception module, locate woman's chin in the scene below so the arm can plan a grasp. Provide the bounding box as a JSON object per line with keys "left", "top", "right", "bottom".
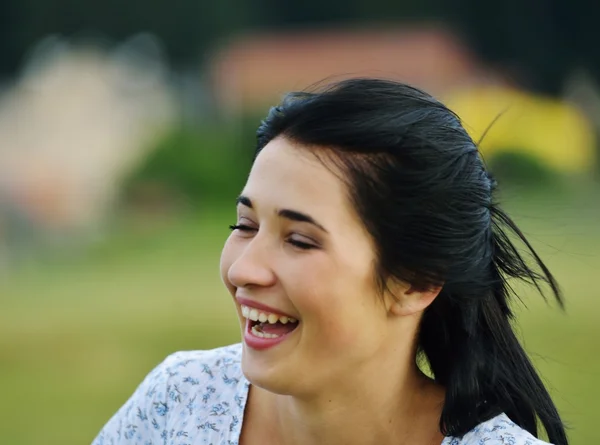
{"left": 241, "top": 349, "right": 298, "bottom": 395}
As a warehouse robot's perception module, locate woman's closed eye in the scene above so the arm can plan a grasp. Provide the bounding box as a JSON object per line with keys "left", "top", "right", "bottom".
{"left": 286, "top": 235, "right": 319, "bottom": 250}
{"left": 228, "top": 224, "right": 256, "bottom": 232}
{"left": 229, "top": 224, "right": 319, "bottom": 250}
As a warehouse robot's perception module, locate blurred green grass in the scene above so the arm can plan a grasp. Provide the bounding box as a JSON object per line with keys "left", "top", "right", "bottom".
{"left": 1, "top": 194, "right": 599, "bottom": 445}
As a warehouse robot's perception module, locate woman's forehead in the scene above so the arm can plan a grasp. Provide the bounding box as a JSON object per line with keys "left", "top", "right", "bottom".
{"left": 245, "top": 139, "right": 348, "bottom": 211}
{"left": 245, "top": 137, "right": 375, "bottom": 252}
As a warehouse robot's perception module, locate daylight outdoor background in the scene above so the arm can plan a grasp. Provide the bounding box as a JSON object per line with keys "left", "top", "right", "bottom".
{"left": 0, "top": 2, "right": 599, "bottom": 444}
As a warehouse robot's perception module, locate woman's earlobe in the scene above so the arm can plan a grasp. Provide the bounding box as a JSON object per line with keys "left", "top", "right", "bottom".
{"left": 388, "top": 285, "right": 442, "bottom": 316}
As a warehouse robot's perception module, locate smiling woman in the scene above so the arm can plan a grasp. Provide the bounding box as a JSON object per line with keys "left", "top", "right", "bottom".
{"left": 92, "top": 79, "right": 568, "bottom": 445}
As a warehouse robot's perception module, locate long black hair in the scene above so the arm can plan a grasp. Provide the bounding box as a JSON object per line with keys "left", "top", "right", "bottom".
{"left": 254, "top": 78, "right": 567, "bottom": 444}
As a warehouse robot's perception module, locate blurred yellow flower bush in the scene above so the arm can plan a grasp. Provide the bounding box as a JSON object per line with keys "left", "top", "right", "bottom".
{"left": 445, "top": 86, "right": 596, "bottom": 174}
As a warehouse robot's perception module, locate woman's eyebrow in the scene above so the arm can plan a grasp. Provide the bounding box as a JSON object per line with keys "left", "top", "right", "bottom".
{"left": 277, "top": 209, "right": 328, "bottom": 234}
{"left": 236, "top": 195, "right": 252, "bottom": 208}
{"left": 236, "top": 195, "right": 328, "bottom": 234}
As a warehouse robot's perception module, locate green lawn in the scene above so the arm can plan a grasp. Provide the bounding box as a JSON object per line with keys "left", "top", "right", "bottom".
{"left": 1, "top": 195, "right": 599, "bottom": 445}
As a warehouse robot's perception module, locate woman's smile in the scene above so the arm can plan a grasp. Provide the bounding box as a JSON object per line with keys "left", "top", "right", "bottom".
{"left": 237, "top": 298, "right": 300, "bottom": 350}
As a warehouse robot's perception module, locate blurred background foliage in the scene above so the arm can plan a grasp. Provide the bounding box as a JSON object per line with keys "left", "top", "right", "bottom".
{"left": 1, "top": 0, "right": 600, "bottom": 96}
{"left": 121, "top": 124, "right": 253, "bottom": 209}
{"left": 0, "top": 1, "right": 599, "bottom": 445}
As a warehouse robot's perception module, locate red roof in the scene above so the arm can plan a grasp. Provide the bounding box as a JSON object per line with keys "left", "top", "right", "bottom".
{"left": 209, "top": 26, "right": 489, "bottom": 111}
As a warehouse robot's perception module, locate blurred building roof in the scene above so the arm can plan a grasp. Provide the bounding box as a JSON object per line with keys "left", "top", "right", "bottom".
{"left": 209, "top": 26, "right": 496, "bottom": 112}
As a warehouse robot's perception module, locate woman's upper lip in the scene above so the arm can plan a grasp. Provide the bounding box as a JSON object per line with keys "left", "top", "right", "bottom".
{"left": 236, "top": 296, "right": 296, "bottom": 319}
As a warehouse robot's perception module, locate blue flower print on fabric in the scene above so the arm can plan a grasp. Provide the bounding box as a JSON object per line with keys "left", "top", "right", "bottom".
{"left": 92, "top": 343, "right": 552, "bottom": 445}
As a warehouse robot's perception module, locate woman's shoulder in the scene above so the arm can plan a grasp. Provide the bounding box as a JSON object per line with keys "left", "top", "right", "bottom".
{"left": 146, "top": 342, "right": 246, "bottom": 405}
{"left": 160, "top": 342, "right": 244, "bottom": 381}
{"left": 448, "top": 413, "right": 552, "bottom": 445}
{"left": 92, "top": 343, "right": 247, "bottom": 444}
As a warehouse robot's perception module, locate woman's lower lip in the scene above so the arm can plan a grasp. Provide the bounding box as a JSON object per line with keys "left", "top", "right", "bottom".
{"left": 243, "top": 318, "right": 295, "bottom": 350}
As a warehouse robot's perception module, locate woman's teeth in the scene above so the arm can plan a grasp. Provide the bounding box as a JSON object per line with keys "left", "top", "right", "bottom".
{"left": 241, "top": 304, "right": 297, "bottom": 324}
{"left": 251, "top": 325, "right": 280, "bottom": 339}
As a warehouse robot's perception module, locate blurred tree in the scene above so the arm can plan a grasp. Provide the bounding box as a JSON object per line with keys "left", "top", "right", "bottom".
{"left": 0, "top": 0, "right": 27, "bottom": 76}
{"left": 0, "top": 0, "right": 598, "bottom": 96}
{"left": 258, "top": 0, "right": 358, "bottom": 24}
{"left": 448, "top": 0, "right": 600, "bottom": 94}
{"left": 0, "top": 0, "right": 257, "bottom": 74}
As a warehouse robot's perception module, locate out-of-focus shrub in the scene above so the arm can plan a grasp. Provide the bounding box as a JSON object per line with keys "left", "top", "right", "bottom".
{"left": 445, "top": 86, "right": 597, "bottom": 174}
{"left": 485, "top": 149, "right": 560, "bottom": 189}
{"left": 122, "top": 123, "right": 255, "bottom": 211}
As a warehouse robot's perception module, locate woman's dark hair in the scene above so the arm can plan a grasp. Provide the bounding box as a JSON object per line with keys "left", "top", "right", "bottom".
{"left": 254, "top": 78, "right": 567, "bottom": 444}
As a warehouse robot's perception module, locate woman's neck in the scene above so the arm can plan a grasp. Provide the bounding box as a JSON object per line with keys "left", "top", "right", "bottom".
{"left": 243, "top": 358, "right": 445, "bottom": 445}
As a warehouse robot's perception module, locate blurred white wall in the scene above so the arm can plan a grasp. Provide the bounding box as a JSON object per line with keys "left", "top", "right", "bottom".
{"left": 0, "top": 34, "right": 178, "bottom": 258}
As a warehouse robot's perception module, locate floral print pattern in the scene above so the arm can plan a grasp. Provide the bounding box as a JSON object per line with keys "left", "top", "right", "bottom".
{"left": 92, "top": 343, "right": 551, "bottom": 444}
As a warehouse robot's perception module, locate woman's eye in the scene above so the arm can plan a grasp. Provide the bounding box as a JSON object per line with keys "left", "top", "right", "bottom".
{"left": 287, "top": 236, "right": 318, "bottom": 250}
{"left": 228, "top": 224, "right": 317, "bottom": 250}
{"left": 228, "top": 224, "right": 256, "bottom": 232}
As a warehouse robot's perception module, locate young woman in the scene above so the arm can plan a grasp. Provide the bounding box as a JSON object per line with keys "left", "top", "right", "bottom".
{"left": 93, "top": 78, "right": 567, "bottom": 445}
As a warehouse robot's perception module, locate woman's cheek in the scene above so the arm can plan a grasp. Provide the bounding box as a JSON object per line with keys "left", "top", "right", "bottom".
{"left": 282, "top": 256, "right": 335, "bottom": 314}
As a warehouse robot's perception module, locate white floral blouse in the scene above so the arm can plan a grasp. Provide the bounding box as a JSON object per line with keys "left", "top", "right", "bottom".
{"left": 92, "top": 343, "right": 551, "bottom": 445}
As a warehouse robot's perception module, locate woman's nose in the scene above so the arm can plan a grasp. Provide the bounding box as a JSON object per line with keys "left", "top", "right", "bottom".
{"left": 227, "top": 236, "right": 277, "bottom": 289}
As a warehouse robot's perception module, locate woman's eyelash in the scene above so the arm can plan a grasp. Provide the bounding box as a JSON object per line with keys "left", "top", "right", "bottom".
{"left": 228, "top": 224, "right": 255, "bottom": 232}
{"left": 229, "top": 224, "right": 317, "bottom": 250}
{"left": 288, "top": 239, "right": 316, "bottom": 250}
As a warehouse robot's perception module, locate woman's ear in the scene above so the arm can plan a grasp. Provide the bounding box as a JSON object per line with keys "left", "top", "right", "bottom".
{"left": 386, "top": 281, "right": 442, "bottom": 317}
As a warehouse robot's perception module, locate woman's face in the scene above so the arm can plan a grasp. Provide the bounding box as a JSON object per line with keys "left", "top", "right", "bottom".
{"left": 220, "top": 137, "right": 401, "bottom": 397}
